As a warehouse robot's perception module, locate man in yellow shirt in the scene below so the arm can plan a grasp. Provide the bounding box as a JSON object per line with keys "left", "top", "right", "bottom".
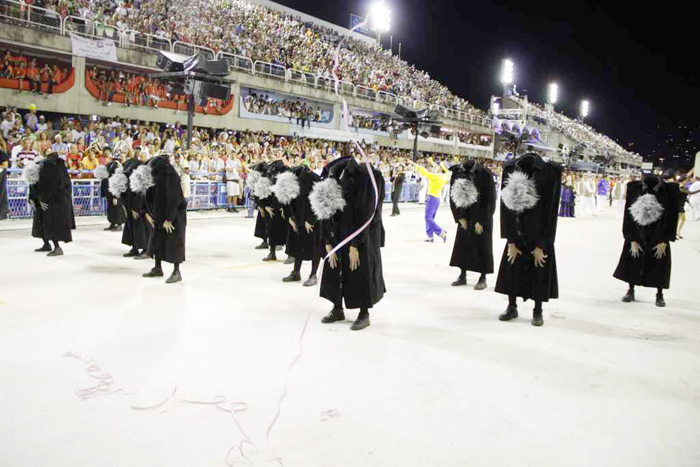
{"left": 411, "top": 158, "right": 450, "bottom": 242}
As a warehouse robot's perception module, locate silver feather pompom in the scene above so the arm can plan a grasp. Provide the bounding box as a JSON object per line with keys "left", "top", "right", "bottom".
{"left": 129, "top": 165, "right": 154, "bottom": 195}
{"left": 501, "top": 171, "right": 539, "bottom": 213}
{"left": 450, "top": 178, "right": 480, "bottom": 208}
{"left": 255, "top": 176, "right": 273, "bottom": 200}
{"left": 629, "top": 193, "right": 664, "bottom": 226}
{"left": 22, "top": 161, "right": 41, "bottom": 186}
{"left": 309, "top": 178, "right": 346, "bottom": 220}
{"left": 93, "top": 164, "right": 109, "bottom": 180}
{"left": 271, "top": 172, "right": 300, "bottom": 205}
{"left": 108, "top": 167, "right": 129, "bottom": 197}
{"left": 246, "top": 170, "right": 261, "bottom": 192}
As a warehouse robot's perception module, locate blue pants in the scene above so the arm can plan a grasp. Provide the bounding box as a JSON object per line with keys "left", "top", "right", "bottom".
{"left": 425, "top": 195, "right": 443, "bottom": 238}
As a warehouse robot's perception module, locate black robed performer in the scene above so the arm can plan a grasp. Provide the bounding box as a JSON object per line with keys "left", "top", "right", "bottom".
{"left": 448, "top": 159, "right": 496, "bottom": 290}
{"left": 256, "top": 160, "right": 288, "bottom": 262}
{"left": 131, "top": 155, "right": 187, "bottom": 284}
{"left": 24, "top": 153, "right": 76, "bottom": 256}
{"left": 274, "top": 165, "right": 322, "bottom": 286}
{"left": 495, "top": 153, "right": 562, "bottom": 327}
{"left": 311, "top": 156, "right": 386, "bottom": 331}
{"left": 613, "top": 174, "right": 679, "bottom": 307}
{"left": 390, "top": 165, "right": 405, "bottom": 217}
{"left": 95, "top": 161, "right": 127, "bottom": 231}
{"left": 247, "top": 163, "right": 269, "bottom": 250}
{"left": 117, "top": 156, "right": 151, "bottom": 258}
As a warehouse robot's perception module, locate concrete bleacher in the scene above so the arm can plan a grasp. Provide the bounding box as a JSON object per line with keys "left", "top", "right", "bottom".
{"left": 0, "top": 22, "right": 494, "bottom": 159}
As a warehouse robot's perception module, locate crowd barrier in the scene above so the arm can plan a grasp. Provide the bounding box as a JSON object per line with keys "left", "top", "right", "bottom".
{"left": 0, "top": 0, "right": 491, "bottom": 129}
{"left": 3, "top": 169, "right": 424, "bottom": 220}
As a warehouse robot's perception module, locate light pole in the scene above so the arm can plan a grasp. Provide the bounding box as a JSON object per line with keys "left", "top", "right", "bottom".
{"left": 580, "top": 99, "right": 590, "bottom": 123}
{"left": 369, "top": 2, "right": 391, "bottom": 45}
{"left": 546, "top": 82, "right": 558, "bottom": 120}
{"left": 500, "top": 59, "right": 514, "bottom": 97}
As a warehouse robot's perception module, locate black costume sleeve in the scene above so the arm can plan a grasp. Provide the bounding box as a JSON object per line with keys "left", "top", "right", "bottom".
{"left": 535, "top": 165, "right": 562, "bottom": 250}
{"left": 660, "top": 184, "right": 680, "bottom": 243}
{"left": 499, "top": 164, "right": 519, "bottom": 243}
{"left": 347, "top": 166, "right": 382, "bottom": 249}
{"left": 621, "top": 183, "right": 643, "bottom": 244}
{"left": 163, "top": 172, "right": 182, "bottom": 222}
{"left": 469, "top": 169, "right": 495, "bottom": 230}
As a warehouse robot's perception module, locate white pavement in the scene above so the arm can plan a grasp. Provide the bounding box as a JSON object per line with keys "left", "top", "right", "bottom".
{"left": 1, "top": 205, "right": 699, "bottom": 467}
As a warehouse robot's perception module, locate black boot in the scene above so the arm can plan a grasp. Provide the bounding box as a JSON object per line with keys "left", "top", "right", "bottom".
{"left": 321, "top": 307, "right": 345, "bottom": 324}
{"left": 282, "top": 271, "right": 301, "bottom": 282}
{"left": 143, "top": 267, "right": 164, "bottom": 278}
{"left": 532, "top": 308, "right": 544, "bottom": 327}
{"left": 351, "top": 310, "right": 370, "bottom": 331}
{"left": 303, "top": 275, "right": 318, "bottom": 287}
{"left": 35, "top": 243, "right": 51, "bottom": 252}
{"left": 166, "top": 270, "right": 182, "bottom": 284}
{"left": 255, "top": 241, "right": 269, "bottom": 250}
{"left": 473, "top": 276, "right": 487, "bottom": 291}
{"left": 451, "top": 274, "right": 466, "bottom": 287}
{"left": 284, "top": 256, "right": 295, "bottom": 265}
{"left": 622, "top": 290, "right": 635, "bottom": 303}
{"left": 499, "top": 305, "right": 518, "bottom": 322}
{"left": 263, "top": 250, "right": 277, "bottom": 262}
{"left": 47, "top": 247, "right": 63, "bottom": 257}
{"left": 655, "top": 293, "right": 666, "bottom": 308}
{"left": 104, "top": 224, "right": 115, "bottom": 231}
{"left": 123, "top": 249, "right": 139, "bottom": 257}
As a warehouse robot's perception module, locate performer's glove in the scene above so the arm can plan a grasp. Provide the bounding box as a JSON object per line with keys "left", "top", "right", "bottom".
{"left": 474, "top": 222, "right": 483, "bottom": 235}
{"left": 132, "top": 210, "right": 139, "bottom": 220}
{"left": 507, "top": 243, "right": 522, "bottom": 265}
{"left": 289, "top": 218, "right": 297, "bottom": 232}
{"left": 112, "top": 198, "right": 118, "bottom": 206}
{"left": 532, "top": 247, "right": 548, "bottom": 268}
{"left": 459, "top": 219, "right": 468, "bottom": 231}
{"left": 265, "top": 206, "right": 275, "bottom": 217}
{"left": 653, "top": 242, "right": 667, "bottom": 259}
{"left": 305, "top": 222, "right": 314, "bottom": 234}
{"left": 163, "top": 220, "right": 175, "bottom": 234}
{"left": 630, "top": 241, "right": 642, "bottom": 258}
{"left": 349, "top": 246, "right": 360, "bottom": 271}
{"left": 40, "top": 201, "right": 49, "bottom": 211}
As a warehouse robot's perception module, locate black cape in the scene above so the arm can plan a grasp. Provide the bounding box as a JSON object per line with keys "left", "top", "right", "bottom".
{"left": 449, "top": 160, "right": 496, "bottom": 274}
{"left": 258, "top": 161, "right": 288, "bottom": 247}
{"left": 494, "top": 154, "right": 562, "bottom": 302}
{"left": 31, "top": 156, "right": 76, "bottom": 242}
{"left": 102, "top": 161, "right": 126, "bottom": 226}
{"left": 612, "top": 177, "right": 679, "bottom": 289}
{"left": 284, "top": 166, "right": 321, "bottom": 260}
{"left": 145, "top": 156, "right": 187, "bottom": 264}
{"left": 252, "top": 163, "right": 268, "bottom": 241}
{"left": 319, "top": 158, "right": 386, "bottom": 310}
{"left": 121, "top": 158, "right": 151, "bottom": 250}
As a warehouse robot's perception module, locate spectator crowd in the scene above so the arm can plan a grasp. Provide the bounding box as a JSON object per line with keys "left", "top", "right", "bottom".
{"left": 242, "top": 91, "right": 331, "bottom": 126}
{"left": 0, "top": 49, "right": 70, "bottom": 94}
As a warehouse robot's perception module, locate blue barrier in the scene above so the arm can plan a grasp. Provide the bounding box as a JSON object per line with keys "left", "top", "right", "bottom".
{"left": 3, "top": 170, "right": 424, "bottom": 220}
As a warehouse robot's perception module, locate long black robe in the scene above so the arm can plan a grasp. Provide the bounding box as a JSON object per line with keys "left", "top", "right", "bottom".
{"left": 145, "top": 156, "right": 187, "bottom": 264}
{"left": 31, "top": 156, "right": 76, "bottom": 243}
{"left": 252, "top": 163, "right": 268, "bottom": 241}
{"left": 449, "top": 161, "right": 496, "bottom": 274}
{"left": 495, "top": 154, "right": 562, "bottom": 302}
{"left": 612, "top": 177, "right": 679, "bottom": 289}
{"left": 121, "top": 158, "right": 151, "bottom": 250}
{"left": 102, "top": 161, "right": 126, "bottom": 226}
{"left": 319, "top": 158, "right": 386, "bottom": 310}
{"left": 259, "top": 161, "right": 288, "bottom": 248}
{"left": 284, "top": 166, "right": 321, "bottom": 260}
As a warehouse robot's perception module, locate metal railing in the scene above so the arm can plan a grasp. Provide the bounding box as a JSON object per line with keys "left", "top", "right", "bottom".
{"left": 0, "top": 0, "right": 62, "bottom": 33}
{"left": 218, "top": 52, "right": 253, "bottom": 74}
{"left": 172, "top": 41, "right": 215, "bottom": 60}
{"left": 253, "top": 60, "right": 286, "bottom": 80}
{"left": 4, "top": 169, "right": 423, "bottom": 220}
{"left": 122, "top": 30, "right": 171, "bottom": 54}
{"left": 287, "top": 69, "right": 316, "bottom": 88}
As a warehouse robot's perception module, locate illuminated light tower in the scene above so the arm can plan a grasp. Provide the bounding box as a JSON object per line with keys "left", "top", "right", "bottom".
{"left": 545, "top": 82, "right": 558, "bottom": 120}
{"left": 580, "top": 99, "right": 590, "bottom": 123}
{"left": 369, "top": 2, "right": 391, "bottom": 44}
{"left": 500, "top": 59, "right": 514, "bottom": 97}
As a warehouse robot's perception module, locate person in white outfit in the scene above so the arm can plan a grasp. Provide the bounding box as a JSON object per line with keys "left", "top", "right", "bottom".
{"left": 611, "top": 177, "right": 627, "bottom": 219}
{"left": 225, "top": 155, "right": 241, "bottom": 213}
{"left": 577, "top": 174, "right": 595, "bottom": 217}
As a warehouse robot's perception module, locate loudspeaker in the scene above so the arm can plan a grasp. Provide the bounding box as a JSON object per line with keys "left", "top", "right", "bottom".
{"left": 184, "top": 53, "right": 229, "bottom": 76}
{"left": 190, "top": 80, "right": 231, "bottom": 101}
{"left": 156, "top": 51, "right": 188, "bottom": 72}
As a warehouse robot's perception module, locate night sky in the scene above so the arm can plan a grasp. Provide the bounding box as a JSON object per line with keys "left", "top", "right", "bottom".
{"left": 274, "top": 0, "right": 698, "bottom": 169}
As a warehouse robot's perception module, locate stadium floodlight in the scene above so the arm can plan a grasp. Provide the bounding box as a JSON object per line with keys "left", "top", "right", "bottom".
{"left": 369, "top": 2, "right": 391, "bottom": 33}
{"left": 581, "top": 99, "right": 590, "bottom": 119}
{"left": 548, "top": 83, "right": 559, "bottom": 105}
{"left": 500, "top": 59, "right": 514, "bottom": 85}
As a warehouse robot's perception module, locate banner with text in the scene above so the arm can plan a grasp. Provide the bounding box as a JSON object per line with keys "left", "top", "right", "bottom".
{"left": 70, "top": 33, "right": 118, "bottom": 62}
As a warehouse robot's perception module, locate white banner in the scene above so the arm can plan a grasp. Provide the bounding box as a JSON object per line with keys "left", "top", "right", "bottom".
{"left": 70, "top": 33, "right": 118, "bottom": 62}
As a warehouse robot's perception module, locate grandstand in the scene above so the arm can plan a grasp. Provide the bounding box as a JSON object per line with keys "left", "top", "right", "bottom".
{"left": 0, "top": 0, "right": 642, "bottom": 170}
